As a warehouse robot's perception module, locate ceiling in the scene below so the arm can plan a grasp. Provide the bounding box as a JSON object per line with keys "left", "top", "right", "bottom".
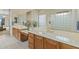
{"left": 10, "top": 9, "right": 32, "bottom": 16}
{"left": 0, "top": 9, "right": 32, "bottom": 16}
{"left": 0, "top": 9, "right": 9, "bottom": 16}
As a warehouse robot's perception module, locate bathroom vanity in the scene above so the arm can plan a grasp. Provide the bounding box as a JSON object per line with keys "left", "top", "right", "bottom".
{"left": 12, "top": 25, "right": 28, "bottom": 41}
{"left": 28, "top": 30, "right": 79, "bottom": 49}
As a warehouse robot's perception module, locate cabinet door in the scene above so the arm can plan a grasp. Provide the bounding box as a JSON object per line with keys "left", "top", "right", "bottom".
{"left": 44, "top": 38, "right": 60, "bottom": 49}
{"left": 60, "top": 43, "right": 79, "bottom": 49}
{"left": 12, "top": 28, "right": 22, "bottom": 41}
{"left": 28, "top": 33, "right": 35, "bottom": 49}
{"left": 20, "top": 32, "right": 28, "bottom": 41}
{"left": 12, "top": 28, "right": 16, "bottom": 37}
{"left": 16, "top": 29, "right": 20, "bottom": 40}
{"left": 35, "top": 35, "right": 44, "bottom": 49}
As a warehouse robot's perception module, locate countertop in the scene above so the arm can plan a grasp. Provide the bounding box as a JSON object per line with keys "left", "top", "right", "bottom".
{"left": 12, "top": 25, "right": 79, "bottom": 48}
{"left": 28, "top": 30, "right": 79, "bottom": 48}
{"left": 21, "top": 30, "right": 28, "bottom": 34}
{"left": 13, "top": 24, "right": 27, "bottom": 30}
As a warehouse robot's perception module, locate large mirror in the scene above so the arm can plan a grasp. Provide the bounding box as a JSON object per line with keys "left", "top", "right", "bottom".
{"left": 50, "top": 11, "right": 74, "bottom": 31}
{"left": 27, "top": 9, "right": 79, "bottom": 33}
{"left": 47, "top": 9, "right": 79, "bottom": 33}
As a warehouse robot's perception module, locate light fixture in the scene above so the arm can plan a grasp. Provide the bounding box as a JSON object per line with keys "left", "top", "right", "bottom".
{"left": 56, "top": 12, "right": 69, "bottom": 16}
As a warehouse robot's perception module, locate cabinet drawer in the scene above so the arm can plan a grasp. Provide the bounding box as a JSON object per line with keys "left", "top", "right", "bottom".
{"left": 46, "top": 39, "right": 58, "bottom": 45}
{"left": 35, "top": 35, "right": 43, "bottom": 40}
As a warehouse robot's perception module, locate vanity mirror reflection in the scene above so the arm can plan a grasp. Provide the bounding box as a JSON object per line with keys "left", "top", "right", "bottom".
{"left": 47, "top": 9, "right": 79, "bottom": 33}
{"left": 29, "top": 9, "right": 79, "bottom": 33}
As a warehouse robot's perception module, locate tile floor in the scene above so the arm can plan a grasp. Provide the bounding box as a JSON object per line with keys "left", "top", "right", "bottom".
{"left": 0, "top": 31, "right": 29, "bottom": 49}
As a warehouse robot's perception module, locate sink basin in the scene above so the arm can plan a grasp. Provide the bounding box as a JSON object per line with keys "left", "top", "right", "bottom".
{"left": 21, "top": 30, "right": 28, "bottom": 34}
{"left": 38, "top": 32, "right": 53, "bottom": 36}
{"left": 39, "top": 31, "right": 48, "bottom": 34}
{"left": 56, "top": 36, "right": 70, "bottom": 42}
{"left": 39, "top": 32, "right": 44, "bottom": 34}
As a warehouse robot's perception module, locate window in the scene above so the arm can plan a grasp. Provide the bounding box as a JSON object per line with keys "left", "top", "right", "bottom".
{"left": 0, "top": 16, "right": 3, "bottom": 27}
{"left": 0, "top": 19, "right": 2, "bottom": 27}
{"left": 38, "top": 15, "right": 46, "bottom": 29}
{"left": 50, "top": 11, "right": 72, "bottom": 31}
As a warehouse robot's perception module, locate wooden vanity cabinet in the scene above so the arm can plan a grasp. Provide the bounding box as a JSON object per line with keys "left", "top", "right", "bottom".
{"left": 28, "top": 32, "right": 79, "bottom": 49}
{"left": 12, "top": 28, "right": 28, "bottom": 41}
{"left": 35, "top": 35, "right": 44, "bottom": 49}
{"left": 12, "top": 28, "right": 20, "bottom": 40}
{"left": 16, "top": 29, "right": 21, "bottom": 40}
{"left": 20, "top": 32, "right": 28, "bottom": 42}
{"left": 44, "top": 38, "right": 60, "bottom": 49}
{"left": 28, "top": 33, "right": 35, "bottom": 49}
{"left": 12, "top": 28, "right": 20, "bottom": 39}
{"left": 60, "top": 43, "right": 79, "bottom": 49}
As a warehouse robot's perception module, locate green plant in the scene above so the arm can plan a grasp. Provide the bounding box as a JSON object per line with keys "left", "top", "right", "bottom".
{"left": 26, "top": 20, "right": 31, "bottom": 30}
{"left": 33, "top": 21, "right": 37, "bottom": 27}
